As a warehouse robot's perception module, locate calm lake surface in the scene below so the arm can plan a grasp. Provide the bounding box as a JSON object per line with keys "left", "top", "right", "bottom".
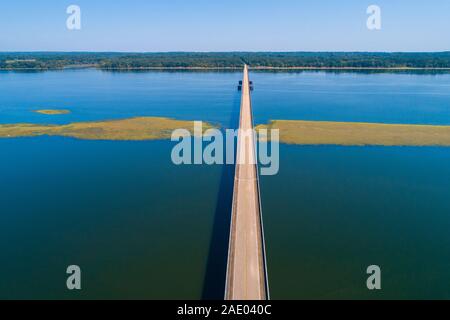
{"left": 1, "top": 70, "right": 450, "bottom": 299}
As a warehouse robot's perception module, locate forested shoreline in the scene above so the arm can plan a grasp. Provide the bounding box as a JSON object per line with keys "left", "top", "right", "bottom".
{"left": 1, "top": 52, "right": 450, "bottom": 70}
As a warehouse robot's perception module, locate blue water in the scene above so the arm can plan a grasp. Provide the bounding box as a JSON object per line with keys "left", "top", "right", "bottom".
{"left": 261, "top": 145, "right": 450, "bottom": 299}
{"left": 251, "top": 71, "right": 450, "bottom": 125}
{"left": 0, "top": 70, "right": 242, "bottom": 299}
{"left": 0, "top": 70, "right": 242, "bottom": 126}
{"left": 1, "top": 70, "right": 450, "bottom": 299}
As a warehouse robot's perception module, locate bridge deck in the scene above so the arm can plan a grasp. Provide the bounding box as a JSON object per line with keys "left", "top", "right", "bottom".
{"left": 225, "top": 65, "right": 268, "bottom": 300}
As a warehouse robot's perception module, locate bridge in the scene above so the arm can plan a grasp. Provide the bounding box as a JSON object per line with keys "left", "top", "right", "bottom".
{"left": 225, "top": 65, "right": 269, "bottom": 300}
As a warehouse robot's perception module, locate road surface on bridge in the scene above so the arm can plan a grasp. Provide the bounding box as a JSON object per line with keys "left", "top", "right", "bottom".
{"left": 225, "top": 65, "right": 269, "bottom": 300}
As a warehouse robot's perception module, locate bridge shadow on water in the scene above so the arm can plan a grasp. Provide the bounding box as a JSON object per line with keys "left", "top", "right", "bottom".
{"left": 201, "top": 90, "right": 241, "bottom": 300}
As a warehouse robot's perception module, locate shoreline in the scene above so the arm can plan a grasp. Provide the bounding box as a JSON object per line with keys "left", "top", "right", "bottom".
{"left": 2, "top": 66, "right": 450, "bottom": 71}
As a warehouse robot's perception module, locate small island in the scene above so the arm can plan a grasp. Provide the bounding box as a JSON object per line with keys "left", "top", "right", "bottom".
{"left": 256, "top": 120, "right": 450, "bottom": 146}
{"left": 0, "top": 117, "right": 214, "bottom": 141}
{"left": 34, "top": 109, "right": 71, "bottom": 115}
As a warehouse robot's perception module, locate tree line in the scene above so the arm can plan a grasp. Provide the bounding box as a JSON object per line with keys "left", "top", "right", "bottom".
{"left": 1, "top": 52, "right": 450, "bottom": 69}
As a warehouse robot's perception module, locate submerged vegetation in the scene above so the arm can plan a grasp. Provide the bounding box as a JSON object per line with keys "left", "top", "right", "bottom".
{"left": 1, "top": 52, "right": 450, "bottom": 70}
{"left": 256, "top": 120, "right": 450, "bottom": 146}
{"left": 2, "top": 115, "right": 450, "bottom": 146}
{"left": 0, "top": 117, "right": 214, "bottom": 141}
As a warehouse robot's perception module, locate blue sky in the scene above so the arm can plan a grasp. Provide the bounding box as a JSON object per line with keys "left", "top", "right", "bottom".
{"left": 0, "top": 0, "right": 449, "bottom": 52}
